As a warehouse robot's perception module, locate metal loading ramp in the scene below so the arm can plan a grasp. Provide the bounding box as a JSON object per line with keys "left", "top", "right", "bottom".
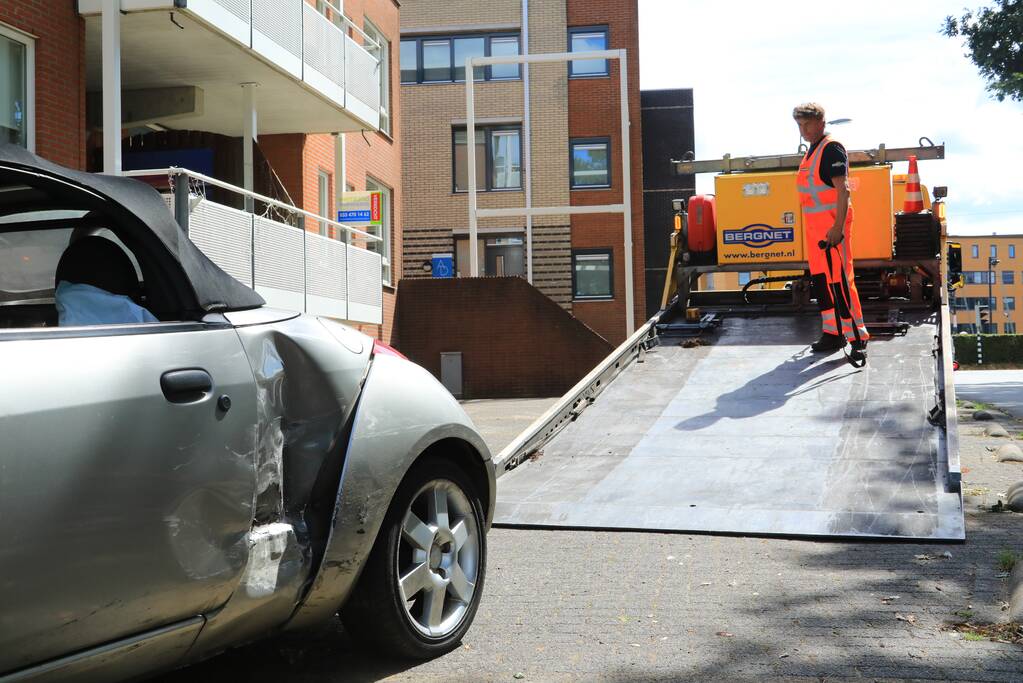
{"left": 494, "top": 315, "right": 965, "bottom": 541}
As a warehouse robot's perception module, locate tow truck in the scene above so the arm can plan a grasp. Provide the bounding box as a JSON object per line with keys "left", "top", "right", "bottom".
{"left": 491, "top": 140, "right": 964, "bottom": 541}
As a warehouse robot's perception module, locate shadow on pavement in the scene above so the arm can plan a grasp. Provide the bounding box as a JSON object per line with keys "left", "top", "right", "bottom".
{"left": 151, "top": 619, "right": 420, "bottom": 683}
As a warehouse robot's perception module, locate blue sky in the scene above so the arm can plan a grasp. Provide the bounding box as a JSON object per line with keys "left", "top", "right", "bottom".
{"left": 638, "top": 0, "right": 1023, "bottom": 236}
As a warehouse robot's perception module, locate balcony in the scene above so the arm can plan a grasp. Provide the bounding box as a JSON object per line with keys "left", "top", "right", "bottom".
{"left": 125, "top": 167, "right": 384, "bottom": 325}
{"left": 78, "top": 0, "right": 381, "bottom": 134}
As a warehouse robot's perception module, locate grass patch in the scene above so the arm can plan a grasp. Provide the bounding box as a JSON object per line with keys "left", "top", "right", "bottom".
{"left": 955, "top": 609, "right": 975, "bottom": 620}
{"left": 997, "top": 549, "right": 1019, "bottom": 573}
{"left": 946, "top": 622, "right": 1023, "bottom": 644}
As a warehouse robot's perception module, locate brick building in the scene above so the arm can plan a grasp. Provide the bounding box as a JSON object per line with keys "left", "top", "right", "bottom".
{"left": 2, "top": 0, "right": 398, "bottom": 342}
{"left": 398, "top": 0, "right": 645, "bottom": 344}
{"left": 950, "top": 234, "right": 1023, "bottom": 335}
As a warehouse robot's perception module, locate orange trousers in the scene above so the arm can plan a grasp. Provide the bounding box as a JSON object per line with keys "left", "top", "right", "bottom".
{"left": 806, "top": 220, "right": 870, "bottom": 343}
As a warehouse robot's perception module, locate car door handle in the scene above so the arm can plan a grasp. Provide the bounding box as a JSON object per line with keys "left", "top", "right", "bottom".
{"left": 160, "top": 369, "right": 213, "bottom": 404}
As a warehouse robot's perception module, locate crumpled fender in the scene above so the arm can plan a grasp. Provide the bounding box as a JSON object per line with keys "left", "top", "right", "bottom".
{"left": 285, "top": 353, "right": 493, "bottom": 630}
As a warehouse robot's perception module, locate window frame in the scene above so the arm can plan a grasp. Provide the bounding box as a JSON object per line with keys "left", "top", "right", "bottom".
{"left": 1011, "top": 245, "right": 1016, "bottom": 259}
{"left": 0, "top": 23, "right": 35, "bottom": 152}
{"left": 971, "top": 244, "right": 979, "bottom": 258}
{"left": 991, "top": 245, "right": 998, "bottom": 258}
{"left": 569, "top": 137, "right": 612, "bottom": 190}
{"left": 400, "top": 32, "right": 521, "bottom": 85}
{"left": 1003, "top": 270, "right": 1015, "bottom": 285}
{"left": 366, "top": 176, "right": 393, "bottom": 287}
{"left": 452, "top": 124, "right": 523, "bottom": 193}
{"left": 568, "top": 25, "right": 610, "bottom": 79}
{"left": 571, "top": 248, "right": 614, "bottom": 301}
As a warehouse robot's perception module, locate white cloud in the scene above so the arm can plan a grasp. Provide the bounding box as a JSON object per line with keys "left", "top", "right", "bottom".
{"left": 639, "top": 0, "right": 1023, "bottom": 233}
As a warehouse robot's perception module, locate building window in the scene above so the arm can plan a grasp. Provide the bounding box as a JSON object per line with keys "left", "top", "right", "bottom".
{"left": 572, "top": 249, "right": 613, "bottom": 300}
{"left": 489, "top": 36, "right": 521, "bottom": 79}
{"left": 317, "top": 170, "right": 332, "bottom": 237}
{"left": 953, "top": 296, "right": 998, "bottom": 312}
{"left": 0, "top": 26, "right": 33, "bottom": 150}
{"left": 971, "top": 244, "right": 979, "bottom": 258}
{"left": 422, "top": 39, "right": 451, "bottom": 82}
{"left": 569, "top": 26, "right": 609, "bottom": 77}
{"left": 363, "top": 19, "right": 391, "bottom": 136}
{"left": 400, "top": 33, "right": 520, "bottom": 84}
{"left": 991, "top": 245, "right": 998, "bottom": 258}
{"left": 1005, "top": 296, "right": 1016, "bottom": 311}
{"left": 1011, "top": 245, "right": 1017, "bottom": 258}
{"left": 1004, "top": 271, "right": 1015, "bottom": 285}
{"left": 366, "top": 177, "right": 392, "bottom": 286}
{"left": 454, "top": 234, "right": 525, "bottom": 277}
{"left": 570, "top": 138, "right": 611, "bottom": 189}
{"left": 453, "top": 37, "right": 486, "bottom": 81}
{"left": 738, "top": 272, "right": 752, "bottom": 286}
{"left": 400, "top": 40, "right": 417, "bottom": 83}
{"left": 453, "top": 125, "right": 521, "bottom": 192}
{"left": 1007, "top": 322, "right": 1017, "bottom": 334}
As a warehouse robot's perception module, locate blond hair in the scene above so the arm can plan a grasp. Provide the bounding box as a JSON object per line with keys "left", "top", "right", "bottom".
{"left": 792, "top": 102, "right": 825, "bottom": 120}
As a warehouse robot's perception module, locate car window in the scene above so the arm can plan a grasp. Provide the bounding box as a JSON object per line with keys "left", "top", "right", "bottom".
{"left": 0, "top": 228, "right": 72, "bottom": 303}
{"left": 0, "top": 225, "right": 159, "bottom": 329}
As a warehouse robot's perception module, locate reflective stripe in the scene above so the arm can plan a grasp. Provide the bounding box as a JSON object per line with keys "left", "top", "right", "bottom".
{"left": 804, "top": 203, "right": 838, "bottom": 214}
{"left": 797, "top": 135, "right": 850, "bottom": 219}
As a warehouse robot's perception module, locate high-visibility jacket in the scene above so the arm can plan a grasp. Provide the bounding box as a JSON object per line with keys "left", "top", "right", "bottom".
{"left": 796, "top": 135, "right": 853, "bottom": 233}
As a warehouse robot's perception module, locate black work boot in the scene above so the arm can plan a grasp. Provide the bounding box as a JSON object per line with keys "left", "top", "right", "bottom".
{"left": 811, "top": 332, "right": 846, "bottom": 353}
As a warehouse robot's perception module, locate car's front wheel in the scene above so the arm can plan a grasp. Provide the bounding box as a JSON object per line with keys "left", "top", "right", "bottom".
{"left": 342, "top": 457, "right": 486, "bottom": 659}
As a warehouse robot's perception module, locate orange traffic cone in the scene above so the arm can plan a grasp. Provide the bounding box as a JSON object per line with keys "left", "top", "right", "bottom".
{"left": 903, "top": 155, "right": 924, "bottom": 213}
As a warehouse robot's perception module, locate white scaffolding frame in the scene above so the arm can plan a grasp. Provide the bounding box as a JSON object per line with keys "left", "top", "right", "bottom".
{"left": 465, "top": 49, "right": 635, "bottom": 336}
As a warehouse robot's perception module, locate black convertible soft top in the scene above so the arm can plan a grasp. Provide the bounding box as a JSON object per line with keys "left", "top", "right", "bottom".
{"left": 0, "top": 143, "right": 264, "bottom": 313}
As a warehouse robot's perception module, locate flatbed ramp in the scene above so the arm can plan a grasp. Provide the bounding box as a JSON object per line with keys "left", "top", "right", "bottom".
{"left": 494, "top": 315, "right": 965, "bottom": 541}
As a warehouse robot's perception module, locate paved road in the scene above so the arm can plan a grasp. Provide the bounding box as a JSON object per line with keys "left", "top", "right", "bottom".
{"left": 956, "top": 370, "right": 1023, "bottom": 417}
{"left": 154, "top": 398, "right": 1023, "bottom": 683}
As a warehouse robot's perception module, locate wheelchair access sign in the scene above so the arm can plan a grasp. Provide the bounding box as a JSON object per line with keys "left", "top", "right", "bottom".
{"left": 338, "top": 191, "right": 382, "bottom": 226}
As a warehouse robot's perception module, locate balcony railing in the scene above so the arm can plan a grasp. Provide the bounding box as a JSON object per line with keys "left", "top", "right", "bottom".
{"left": 79, "top": 0, "right": 381, "bottom": 130}
{"left": 123, "top": 168, "right": 384, "bottom": 325}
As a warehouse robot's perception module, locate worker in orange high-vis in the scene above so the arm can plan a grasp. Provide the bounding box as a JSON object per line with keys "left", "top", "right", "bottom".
{"left": 793, "top": 102, "right": 869, "bottom": 357}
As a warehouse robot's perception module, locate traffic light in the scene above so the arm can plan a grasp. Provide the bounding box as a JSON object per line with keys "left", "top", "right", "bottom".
{"left": 947, "top": 242, "right": 964, "bottom": 290}
{"left": 979, "top": 306, "right": 991, "bottom": 327}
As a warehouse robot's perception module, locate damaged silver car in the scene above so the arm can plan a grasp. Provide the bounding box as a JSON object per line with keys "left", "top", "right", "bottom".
{"left": 0, "top": 144, "right": 495, "bottom": 682}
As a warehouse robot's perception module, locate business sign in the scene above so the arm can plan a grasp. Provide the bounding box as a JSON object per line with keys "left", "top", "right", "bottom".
{"left": 338, "top": 191, "right": 382, "bottom": 226}
{"left": 722, "top": 223, "right": 795, "bottom": 249}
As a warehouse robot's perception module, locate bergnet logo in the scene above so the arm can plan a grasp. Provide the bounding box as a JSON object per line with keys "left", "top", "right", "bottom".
{"left": 723, "top": 223, "right": 795, "bottom": 249}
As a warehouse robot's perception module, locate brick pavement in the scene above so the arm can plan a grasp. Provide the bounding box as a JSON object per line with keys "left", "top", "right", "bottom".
{"left": 156, "top": 400, "right": 1023, "bottom": 683}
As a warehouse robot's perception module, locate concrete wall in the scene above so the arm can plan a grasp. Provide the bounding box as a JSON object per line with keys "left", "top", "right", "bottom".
{"left": 396, "top": 276, "right": 613, "bottom": 398}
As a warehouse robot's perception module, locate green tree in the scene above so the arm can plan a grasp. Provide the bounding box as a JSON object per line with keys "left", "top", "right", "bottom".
{"left": 943, "top": 0, "right": 1023, "bottom": 102}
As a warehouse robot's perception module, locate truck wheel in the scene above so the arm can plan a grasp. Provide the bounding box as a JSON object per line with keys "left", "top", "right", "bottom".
{"left": 342, "top": 457, "right": 486, "bottom": 659}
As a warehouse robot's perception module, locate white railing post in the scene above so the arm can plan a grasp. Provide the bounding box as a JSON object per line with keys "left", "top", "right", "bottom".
{"left": 465, "top": 49, "right": 635, "bottom": 337}
{"left": 101, "top": 0, "right": 122, "bottom": 175}
{"left": 241, "top": 83, "right": 258, "bottom": 213}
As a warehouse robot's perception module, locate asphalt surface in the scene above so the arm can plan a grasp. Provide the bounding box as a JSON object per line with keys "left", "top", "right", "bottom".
{"left": 956, "top": 370, "right": 1023, "bottom": 417}
{"left": 154, "top": 395, "right": 1023, "bottom": 683}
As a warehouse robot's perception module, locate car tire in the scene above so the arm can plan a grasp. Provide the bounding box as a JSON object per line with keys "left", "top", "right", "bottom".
{"left": 341, "top": 456, "right": 487, "bottom": 659}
